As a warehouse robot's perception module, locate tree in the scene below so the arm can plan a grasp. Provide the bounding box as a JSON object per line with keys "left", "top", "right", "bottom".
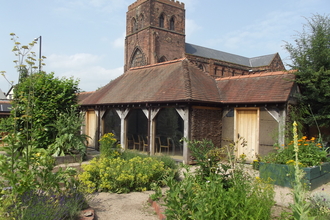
{"left": 2, "top": 33, "right": 83, "bottom": 151}
{"left": 285, "top": 14, "right": 330, "bottom": 128}
{"left": 12, "top": 72, "right": 80, "bottom": 149}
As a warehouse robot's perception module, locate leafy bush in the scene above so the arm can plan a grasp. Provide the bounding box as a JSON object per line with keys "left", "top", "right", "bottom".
{"left": 49, "top": 108, "right": 88, "bottom": 157}
{"left": 11, "top": 72, "right": 80, "bottom": 149}
{"left": 120, "top": 150, "right": 148, "bottom": 160}
{"left": 0, "top": 133, "right": 83, "bottom": 219}
{"left": 164, "top": 165, "right": 275, "bottom": 220}
{"left": 309, "top": 191, "right": 330, "bottom": 219}
{"left": 79, "top": 156, "right": 172, "bottom": 193}
{"left": 3, "top": 188, "right": 88, "bottom": 220}
{"left": 99, "top": 133, "right": 121, "bottom": 158}
{"left": 154, "top": 155, "right": 178, "bottom": 171}
{"left": 185, "top": 138, "right": 223, "bottom": 180}
{"left": 262, "top": 136, "right": 329, "bottom": 167}
{"left": 164, "top": 138, "right": 275, "bottom": 220}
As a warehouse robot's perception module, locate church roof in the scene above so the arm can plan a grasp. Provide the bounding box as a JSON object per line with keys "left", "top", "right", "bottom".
{"left": 185, "top": 43, "right": 276, "bottom": 67}
{"left": 216, "top": 71, "right": 296, "bottom": 104}
{"left": 79, "top": 58, "right": 221, "bottom": 106}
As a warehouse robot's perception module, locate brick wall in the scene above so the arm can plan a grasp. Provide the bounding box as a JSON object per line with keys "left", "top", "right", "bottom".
{"left": 190, "top": 106, "right": 222, "bottom": 147}
{"left": 125, "top": 0, "right": 185, "bottom": 70}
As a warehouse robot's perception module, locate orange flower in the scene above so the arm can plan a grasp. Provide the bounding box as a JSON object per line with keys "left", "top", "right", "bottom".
{"left": 302, "top": 136, "right": 307, "bottom": 140}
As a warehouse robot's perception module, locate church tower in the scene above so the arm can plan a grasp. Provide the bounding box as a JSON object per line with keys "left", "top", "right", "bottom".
{"left": 124, "top": 0, "right": 186, "bottom": 71}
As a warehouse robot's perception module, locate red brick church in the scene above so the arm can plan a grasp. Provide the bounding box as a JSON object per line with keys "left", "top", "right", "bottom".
{"left": 79, "top": 0, "right": 298, "bottom": 163}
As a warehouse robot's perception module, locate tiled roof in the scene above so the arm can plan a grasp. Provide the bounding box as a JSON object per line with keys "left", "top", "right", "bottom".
{"left": 80, "top": 58, "right": 221, "bottom": 106}
{"left": 0, "top": 100, "right": 11, "bottom": 115}
{"left": 78, "top": 91, "right": 94, "bottom": 104}
{"left": 216, "top": 71, "right": 296, "bottom": 104}
{"left": 185, "top": 43, "right": 276, "bottom": 67}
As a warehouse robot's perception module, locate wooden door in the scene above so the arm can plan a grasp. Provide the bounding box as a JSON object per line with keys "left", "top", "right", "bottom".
{"left": 86, "top": 110, "right": 96, "bottom": 147}
{"left": 235, "top": 108, "right": 259, "bottom": 162}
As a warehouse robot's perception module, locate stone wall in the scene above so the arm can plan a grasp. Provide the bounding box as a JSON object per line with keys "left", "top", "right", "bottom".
{"left": 190, "top": 106, "right": 222, "bottom": 147}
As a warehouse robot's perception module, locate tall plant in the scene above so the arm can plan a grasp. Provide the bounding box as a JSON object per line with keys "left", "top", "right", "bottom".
{"left": 0, "top": 33, "right": 85, "bottom": 219}
{"left": 49, "top": 108, "right": 88, "bottom": 157}
{"left": 290, "top": 121, "right": 315, "bottom": 219}
{"left": 285, "top": 14, "right": 330, "bottom": 127}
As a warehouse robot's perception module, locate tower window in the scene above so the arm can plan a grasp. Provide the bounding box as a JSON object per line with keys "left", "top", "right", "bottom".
{"left": 159, "top": 14, "right": 164, "bottom": 28}
{"left": 131, "top": 48, "right": 146, "bottom": 68}
{"left": 132, "top": 18, "right": 137, "bottom": 32}
{"left": 158, "top": 56, "right": 167, "bottom": 63}
{"left": 170, "top": 17, "right": 175, "bottom": 30}
{"left": 139, "top": 14, "right": 144, "bottom": 29}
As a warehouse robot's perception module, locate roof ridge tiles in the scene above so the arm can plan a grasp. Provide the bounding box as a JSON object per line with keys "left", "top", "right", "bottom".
{"left": 215, "top": 71, "right": 293, "bottom": 81}
{"left": 129, "top": 58, "right": 186, "bottom": 71}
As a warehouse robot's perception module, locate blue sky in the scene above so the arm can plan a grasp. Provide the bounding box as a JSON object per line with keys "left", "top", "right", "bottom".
{"left": 0, "top": 0, "right": 329, "bottom": 93}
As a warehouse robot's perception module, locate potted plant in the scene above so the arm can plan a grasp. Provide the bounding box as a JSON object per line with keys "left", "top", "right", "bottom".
{"left": 260, "top": 136, "right": 330, "bottom": 190}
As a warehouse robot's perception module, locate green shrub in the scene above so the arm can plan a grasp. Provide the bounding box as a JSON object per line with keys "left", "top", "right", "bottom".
{"left": 99, "top": 133, "right": 121, "bottom": 158}
{"left": 309, "top": 191, "right": 330, "bottom": 219}
{"left": 120, "top": 150, "right": 148, "bottom": 160}
{"left": 49, "top": 107, "right": 88, "bottom": 157}
{"left": 79, "top": 156, "right": 171, "bottom": 193}
{"left": 262, "top": 136, "right": 329, "bottom": 167}
{"left": 164, "top": 138, "right": 275, "bottom": 220}
{"left": 164, "top": 165, "right": 275, "bottom": 220}
{"left": 3, "top": 188, "right": 88, "bottom": 220}
{"left": 154, "top": 155, "right": 178, "bottom": 170}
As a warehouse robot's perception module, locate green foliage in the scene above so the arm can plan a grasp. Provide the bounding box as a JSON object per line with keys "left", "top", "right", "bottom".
{"left": 185, "top": 138, "right": 222, "bottom": 180}
{"left": 120, "top": 150, "right": 149, "bottom": 161}
{"left": 0, "top": 132, "right": 82, "bottom": 219}
{"left": 164, "top": 165, "right": 275, "bottom": 220}
{"left": 262, "top": 136, "right": 329, "bottom": 167}
{"left": 2, "top": 188, "right": 88, "bottom": 220}
{"left": 154, "top": 154, "right": 178, "bottom": 171}
{"left": 164, "top": 139, "right": 275, "bottom": 219}
{"left": 285, "top": 14, "right": 330, "bottom": 127}
{"left": 99, "top": 133, "right": 121, "bottom": 158}
{"left": 11, "top": 72, "right": 80, "bottom": 149}
{"left": 120, "top": 150, "right": 178, "bottom": 171}
{"left": 309, "top": 191, "right": 330, "bottom": 219}
{"left": 79, "top": 156, "right": 172, "bottom": 193}
{"left": 49, "top": 108, "right": 88, "bottom": 157}
{"left": 0, "top": 33, "right": 87, "bottom": 219}
{"left": 149, "top": 182, "right": 163, "bottom": 201}
{"left": 290, "top": 121, "right": 316, "bottom": 220}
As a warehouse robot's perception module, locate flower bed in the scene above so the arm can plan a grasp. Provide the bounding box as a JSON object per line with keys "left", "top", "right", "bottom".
{"left": 260, "top": 135, "right": 330, "bottom": 190}
{"left": 259, "top": 162, "right": 330, "bottom": 190}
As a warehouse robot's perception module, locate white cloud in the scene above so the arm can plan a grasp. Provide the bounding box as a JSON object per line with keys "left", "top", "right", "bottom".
{"left": 58, "top": 66, "right": 123, "bottom": 91}
{"left": 47, "top": 53, "right": 123, "bottom": 91}
{"left": 48, "top": 53, "right": 101, "bottom": 69}
{"left": 113, "top": 32, "right": 125, "bottom": 48}
{"left": 185, "top": 19, "right": 202, "bottom": 41}
{"left": 204, "top": 10, "right": 300, "bottom": 57}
